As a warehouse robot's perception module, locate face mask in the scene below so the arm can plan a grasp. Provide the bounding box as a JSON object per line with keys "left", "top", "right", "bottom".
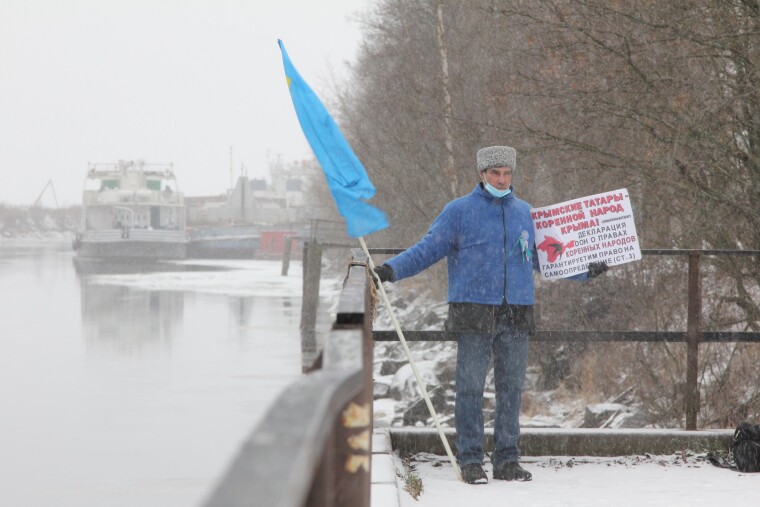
{"left": 484, "top": 182, "right": 512, "bottom": 198}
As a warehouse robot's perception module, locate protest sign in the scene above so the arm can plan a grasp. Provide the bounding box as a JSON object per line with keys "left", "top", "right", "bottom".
{"left": 531, "top": 188, "right": 641, "bottom": 280}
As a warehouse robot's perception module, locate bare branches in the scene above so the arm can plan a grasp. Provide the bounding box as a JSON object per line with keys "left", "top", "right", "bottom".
{"left": 335, "top": 0, "right": 760, "bottom": 427}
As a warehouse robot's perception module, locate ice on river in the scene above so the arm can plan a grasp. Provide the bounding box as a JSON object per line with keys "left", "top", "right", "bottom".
{"left": 88, "top": 259, "right": 339, "bottom": 298}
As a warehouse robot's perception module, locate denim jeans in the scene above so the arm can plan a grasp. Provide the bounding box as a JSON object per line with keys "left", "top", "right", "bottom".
{"left": 455, "top": 317, "right": 529, "bottom": 467}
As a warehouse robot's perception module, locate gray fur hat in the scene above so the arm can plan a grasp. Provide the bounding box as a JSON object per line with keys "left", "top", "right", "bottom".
{"left": 477, "top": 146, "right": 516, "bottom": 172}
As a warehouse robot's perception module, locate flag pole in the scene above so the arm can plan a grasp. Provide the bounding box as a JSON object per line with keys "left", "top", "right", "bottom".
{"left": 358, "top": 236, "right": 462, "bottom": 481}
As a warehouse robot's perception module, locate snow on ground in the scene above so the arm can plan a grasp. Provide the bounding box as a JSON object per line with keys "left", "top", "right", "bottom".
{"left": 398, "top": 454, "right": 759, "bottom": 507}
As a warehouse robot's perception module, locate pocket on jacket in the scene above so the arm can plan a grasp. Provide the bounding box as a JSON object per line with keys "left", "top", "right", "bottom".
{"left": 446, "top": 302, "right": 535, "bottom": 336}
{"left": 497, "top": 304, "right": 535, "bottom": 336}
{"left": 446, "top": 303, "right": 494, "bottom": 334}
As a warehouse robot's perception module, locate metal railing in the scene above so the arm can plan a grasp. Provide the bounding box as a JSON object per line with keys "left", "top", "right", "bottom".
{"left": 202, "top": 250, "right": 373, "bottom": 507}
{"left": 369, "top": 248, "right": 760, "bottom": 430}
{"left": 306, "top": 219, "right": 355, "bottom": 247}
{"left": 202, "top": 246, "right": 758, "bottom": 506}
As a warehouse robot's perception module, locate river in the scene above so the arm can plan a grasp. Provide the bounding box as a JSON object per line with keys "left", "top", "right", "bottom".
{"left": 0, "top": 241, "right": 336, "bottom": 506}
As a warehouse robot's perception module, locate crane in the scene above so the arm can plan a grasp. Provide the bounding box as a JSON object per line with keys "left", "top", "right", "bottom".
{"left": 33, "top": 179, "right": 59, "bottom": 208}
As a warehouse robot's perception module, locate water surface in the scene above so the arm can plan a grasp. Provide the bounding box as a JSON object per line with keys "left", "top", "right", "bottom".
{"left": 0, "top": 242, "right": 327, "bottom": 506}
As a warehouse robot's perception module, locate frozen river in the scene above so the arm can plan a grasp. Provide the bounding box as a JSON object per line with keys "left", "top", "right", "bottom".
{"left": 0, "top": 242, "right": 337, "bottom": 506}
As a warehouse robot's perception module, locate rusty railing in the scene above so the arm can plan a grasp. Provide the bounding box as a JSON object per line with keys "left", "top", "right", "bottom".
{"left": 369, "top": 248, "right": 760, "bottom": 430}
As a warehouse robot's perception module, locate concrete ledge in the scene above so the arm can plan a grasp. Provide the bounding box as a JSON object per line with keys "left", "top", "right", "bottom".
{"left": 371, "top": 428, "right": 401, "bottom": 507}
{"left": 390, "top": 427, "right": 734, "bottom": 457}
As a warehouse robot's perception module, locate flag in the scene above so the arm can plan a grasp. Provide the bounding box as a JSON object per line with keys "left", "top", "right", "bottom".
{"left": 278, "top": 39, "right": 389, "bottom": 238}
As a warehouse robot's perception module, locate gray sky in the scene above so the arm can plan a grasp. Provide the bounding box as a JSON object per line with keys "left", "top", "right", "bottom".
{"left": 0, "top": 0, "right": 371, "bottom": 206}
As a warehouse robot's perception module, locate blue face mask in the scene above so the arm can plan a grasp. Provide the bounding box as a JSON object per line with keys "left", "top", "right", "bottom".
{"left": 484, "top": 182, "right": 512, "bottom": 198}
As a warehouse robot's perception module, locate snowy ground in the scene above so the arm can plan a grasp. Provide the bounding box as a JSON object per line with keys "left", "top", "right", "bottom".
{"left": 397, "top": 453, "right": 760, "bottom": 506}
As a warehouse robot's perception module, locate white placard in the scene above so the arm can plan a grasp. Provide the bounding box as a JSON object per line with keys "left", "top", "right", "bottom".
{"left": 530, "top": 188, "right": 641, "bottom": 280}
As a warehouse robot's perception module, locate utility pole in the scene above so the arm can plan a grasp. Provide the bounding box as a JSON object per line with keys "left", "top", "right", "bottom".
{"left": 229, "top": 146, "right": 234, "bottom": 191}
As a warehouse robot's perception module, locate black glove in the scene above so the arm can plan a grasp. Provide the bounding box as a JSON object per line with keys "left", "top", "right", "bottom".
{"left": 587, "top": 261, "right": 609, "bottom": 279}
{"left": 373, "top": 264, "right": 394, "bottom": 283}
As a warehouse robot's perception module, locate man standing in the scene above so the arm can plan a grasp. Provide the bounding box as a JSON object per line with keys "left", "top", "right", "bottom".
{"left": 373, "top": 146, "right": 608, "bottom": 484}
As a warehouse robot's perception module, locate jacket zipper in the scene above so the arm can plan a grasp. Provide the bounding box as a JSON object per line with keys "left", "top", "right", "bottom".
{"left": 501, "top": 203, "right": 507, "bottom": 306}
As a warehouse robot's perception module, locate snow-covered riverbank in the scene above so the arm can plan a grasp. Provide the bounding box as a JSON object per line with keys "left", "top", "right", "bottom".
{"left": 0, "top": 205, "right": 77, "bottom": 240}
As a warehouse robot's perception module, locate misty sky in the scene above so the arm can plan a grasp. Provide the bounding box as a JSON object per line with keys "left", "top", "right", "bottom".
{"left": 0, "top": 0, "right": 371, "bottom": 206}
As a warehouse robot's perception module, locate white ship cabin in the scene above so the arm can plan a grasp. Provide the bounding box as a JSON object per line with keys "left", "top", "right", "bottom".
{"left": 81, "top": 160, "right": 186, "bottom": 232}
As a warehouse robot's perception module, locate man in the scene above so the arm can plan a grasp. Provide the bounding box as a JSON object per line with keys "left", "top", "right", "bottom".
{"left": 373, "top": 146, "right": 608, "bottom": 484}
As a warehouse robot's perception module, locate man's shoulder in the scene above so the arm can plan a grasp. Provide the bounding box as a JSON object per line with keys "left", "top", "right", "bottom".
{"left": 444, "top": 191, "right": 481, "bottom": 212}
{"left": 510, "top": 195, "right": 533, "bottom": 212}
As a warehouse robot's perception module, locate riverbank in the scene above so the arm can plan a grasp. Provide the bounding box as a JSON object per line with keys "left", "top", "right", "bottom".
{"left": 0, "top": 204, "right": 78, "bottom": 240}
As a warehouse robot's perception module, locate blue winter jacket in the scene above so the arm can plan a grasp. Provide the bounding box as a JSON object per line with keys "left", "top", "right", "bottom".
{"left": 386, "top": 184, "right": 543, "bottom": 305}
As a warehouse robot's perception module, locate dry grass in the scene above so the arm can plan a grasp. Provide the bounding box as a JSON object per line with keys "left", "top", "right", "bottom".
{"left": 398, "top": 457, "right": 424, "bottom": 500}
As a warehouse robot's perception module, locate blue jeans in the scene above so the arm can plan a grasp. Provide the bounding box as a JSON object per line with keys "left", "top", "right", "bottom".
{"left": 455, "top": 319, "right": 529, "bottom": 467}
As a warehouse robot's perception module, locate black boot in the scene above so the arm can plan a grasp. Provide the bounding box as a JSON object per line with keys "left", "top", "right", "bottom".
{"left": 461, "top": 463, "right": 488, "bottom": 484}
{"left": 493, "top": 461, "right": 532, "bottom": 481}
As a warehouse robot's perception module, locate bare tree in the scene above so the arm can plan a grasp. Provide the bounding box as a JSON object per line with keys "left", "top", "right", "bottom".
{"left": 436, "top": 0, "right": 458, "bottom": 197}
{"left": 341, "top": 0, "right": 760, "bottom": 427}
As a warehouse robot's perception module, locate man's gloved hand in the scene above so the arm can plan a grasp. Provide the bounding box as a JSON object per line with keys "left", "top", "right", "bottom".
{"left": 587, "top": 262, "right": 609, "bottom": 279}
{"left": 373, "top": 264, "right": 394, "bottom": 283}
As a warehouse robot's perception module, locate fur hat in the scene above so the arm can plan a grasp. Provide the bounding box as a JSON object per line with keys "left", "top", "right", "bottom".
{"left": 477, "top": 146, "right": 516, "bottom": 172}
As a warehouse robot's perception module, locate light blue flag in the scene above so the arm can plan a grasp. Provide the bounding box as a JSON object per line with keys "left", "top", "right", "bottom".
{"left": 278, "top": 39, "right": 389, "bottom": 238}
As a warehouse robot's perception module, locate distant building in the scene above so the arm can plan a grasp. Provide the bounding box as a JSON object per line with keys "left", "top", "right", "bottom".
{"left": 186, "top": 157, "right": 316, "bottom": 226}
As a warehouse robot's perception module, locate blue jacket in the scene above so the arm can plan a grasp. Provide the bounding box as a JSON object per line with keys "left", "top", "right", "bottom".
{"left": 386, "top": 184, "right": 543, "bottom": 305}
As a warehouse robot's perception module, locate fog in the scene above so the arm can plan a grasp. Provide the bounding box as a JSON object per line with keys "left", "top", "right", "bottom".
{"left": 0, "top": 0, "right": 370, "bottom": 206}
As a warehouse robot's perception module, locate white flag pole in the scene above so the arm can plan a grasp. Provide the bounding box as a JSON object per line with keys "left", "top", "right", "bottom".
{"left": 358, "top": 236, "right": 462, "bottom": 481}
